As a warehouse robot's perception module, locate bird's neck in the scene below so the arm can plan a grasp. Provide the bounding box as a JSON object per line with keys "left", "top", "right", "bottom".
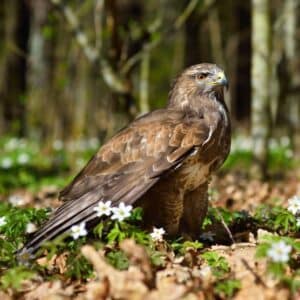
{"left": 167, "top": 86, "right": 227, "bottom": 116}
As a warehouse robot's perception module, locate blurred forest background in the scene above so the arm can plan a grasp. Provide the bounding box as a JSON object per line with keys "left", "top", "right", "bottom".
{"left": 1, "top": 2, "right": 300, "bottom": 297}
{"left": 0, "top": 0, "right": 300, "bottom": 183}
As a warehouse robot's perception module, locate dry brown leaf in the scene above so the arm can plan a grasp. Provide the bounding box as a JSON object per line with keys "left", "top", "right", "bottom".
{"left": 120, "top": 239, "right": 153, "bottom": 283}
{"left": 24, "top": 281, "right": 74, "bottom": 300}
{"left": 81, "top": 244, "right": 149, "bottom": 299}
{"left": 146, "top": 284, "right": 187, "bottom": 300}
{"left": 81, "top": 277, "right": 109, "bottom": 300}
{"left": 55, "top": 253, "right": 68, "bottom": 274}
{"left": 0, "top": 291, "right": 12, "bottom": 300}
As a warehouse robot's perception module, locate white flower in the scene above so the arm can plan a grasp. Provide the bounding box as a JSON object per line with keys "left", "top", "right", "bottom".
{"left": 70, "top": 222, "right": 87, "bottom": 239}
{"left": 150, "top": 227, "right": 165, "bottom": 242}
{"left": 280, "top": 136, "right": 290, "bottom": 147}
{"left": 111, "top": 202, "right": 133, "bottom": 222}
{"left": 269, "top": 138, "right": 278, "bottom": 150}
{"left": 4, "top": 138, "right": 19, "bottom": 150}
{"left": 8, "top": 194, "right": 25, "bottom": 206}
{"left": 1, "top": 157, "right": 13, "bottom": 169}
{"left": 53, "top": 140, "right": 64, "bottom": 151}
{"left": 267, "top": 241, "right": 292, "bottom": 263}
{"left": 287, "top": 195, "right": 300, "bottom": 215}
{"left": 93, "top": 201, "right": 112, "bottom": 217}
{"left": 17, "top": 153, "right": 30, "bottom": 164}
{"left": 89, "top": 137, "right": 99, "bottom": 149}
{"left": 0, "top": 217, "right": 7, "bottom": 227}
{"left": 76, "top": 140, "right": 88, "bottom": 151}
{"left": 26, "top": 222, "right": 37, "bottom": 233}
{"left": 76, "top": 158, "right": 86, "bottom": 167}
{"left": 231, "top": 136, "right": 252, "bottom": 152}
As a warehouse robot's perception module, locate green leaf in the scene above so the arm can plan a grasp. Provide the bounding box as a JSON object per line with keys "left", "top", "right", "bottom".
{"left": 201, "top": 251, "right": 230, "bottom": 277}
{"left": 255, "top": 243, "right": 270, "bottom": 258}
{"left": 1, "top": 266, "right": 35, "bottom": 290}
{"left": 66, "top": 254, "right": 93, "bottom": 280}
{"left": 171, "top": 239, "right": 203, "bottom": 254}
{"left": 215, "top": 279, "right": 241, "bottom": 298}
{"left": 106, "top": 250, "right": 129, "bottom": 270}
{"left": 267, "top": 262, "right": 285, "bottom": 278}
{"left": 149, "top": 250, "right": 165, "bottom": 267}
{"left": 128, "top": 207, "right": 143, "bottom": 222}
{"left": 93, "top": 221, "right": 105, "bottom": 239}
{"left": 107, "top": 222, "right": 127, "bottom": 243}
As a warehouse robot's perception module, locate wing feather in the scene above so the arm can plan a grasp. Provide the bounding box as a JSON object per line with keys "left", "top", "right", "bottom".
{"left": 19, "top": 109, "right": 210, "bottom": 256}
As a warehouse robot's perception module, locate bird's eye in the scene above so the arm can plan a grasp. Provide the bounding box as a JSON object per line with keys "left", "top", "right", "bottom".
{"left": 196, "top": 73, "right": 208, "bottom": 80}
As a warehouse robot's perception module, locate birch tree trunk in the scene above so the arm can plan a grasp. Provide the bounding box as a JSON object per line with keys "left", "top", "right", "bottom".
{"left": 251, "top": 0, "right": 271, "bottom": 177}
{"left": 139, "top": 51, "right": 150, "bottom": 114}
{"left": 26, "top": 0, "right": 52, "bottom": 140}
{"left": 283, "top": 0, "right": 300, "bottom": 149}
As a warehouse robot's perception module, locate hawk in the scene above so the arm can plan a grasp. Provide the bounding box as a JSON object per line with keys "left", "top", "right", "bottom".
{"left": 19, "top": 63, "right": 230, "bottom": 256}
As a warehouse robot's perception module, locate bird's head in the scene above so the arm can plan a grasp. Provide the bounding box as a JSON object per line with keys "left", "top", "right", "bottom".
{"left": 168, "top": 63, "right": 228, "bottom": 109}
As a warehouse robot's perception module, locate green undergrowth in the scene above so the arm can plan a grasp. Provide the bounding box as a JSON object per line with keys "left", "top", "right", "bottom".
{"left": 223, "top": 148, "right": 296, "bottom": 173}
{"left": 0, "top": 136, "right": 99, "bottom": 193}
{"left": 0, "top": 201, "right": 299, "bottom": 297}
{"left": 0, "top": 136, "right": 299, "bottom": 296}
{"left": 0, "top": 135, "right": 298, "bottom": 194}
{"left": 203, "top": 204, "right": 299, "bottom": 236}
{"left": 203, "top": 204, "right": 300, "bottom": 294}
{"left": 201, "top": 251, "right": 241, "bottom": 297}
{"left": 223, "top": 135, "right": 297, "bottom": 173}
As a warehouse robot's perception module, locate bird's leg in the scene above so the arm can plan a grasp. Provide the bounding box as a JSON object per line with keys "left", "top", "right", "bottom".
{"left": 137, "top": 179, "right": 184, "bottom": 236}
{"left": 161, "top": 191, "right": 184, "bottom": 236}
{"left": 180, "top": 182, "right": 208, "bottom": 240}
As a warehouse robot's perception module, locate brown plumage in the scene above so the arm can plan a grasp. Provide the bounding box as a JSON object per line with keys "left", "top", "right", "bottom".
{"left": 19, "top": 63, "right": 231, "bottom": 257}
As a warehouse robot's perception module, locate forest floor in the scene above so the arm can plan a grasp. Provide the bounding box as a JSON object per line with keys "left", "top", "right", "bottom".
{"left": 0, "top": 170, "right": 299, "bottom": 300}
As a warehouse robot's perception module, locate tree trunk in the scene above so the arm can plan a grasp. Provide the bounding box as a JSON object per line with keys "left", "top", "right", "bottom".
{"left": 26, "top": 0, "right": 53, "bottom": 141}
{"left": 283, "top": 0, "right": 300, "bottom": 150}
{"left": 235, "top": 1, "right": 251, "bottom": 123}
{"left": 251, "top": 0, "right": 271, "bottom": 177}
{"left": 183, "top": 3, "right": 201, "bottom": 66}
{"left": 0, "top": 0, "right": 29, "bottom": 136}
{"left": 139, "top": 50, "right": 150, "bottom": 114}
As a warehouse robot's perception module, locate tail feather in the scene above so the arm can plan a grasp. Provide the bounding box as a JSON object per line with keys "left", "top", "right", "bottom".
{"left": 32, "top": 191, "right": 101, "bottom": 240}
{"left": 19, "top": 192, "right": 102, "bottom": 255}
{"left": 17, "top": 175, "right": 159, "bottom": 261}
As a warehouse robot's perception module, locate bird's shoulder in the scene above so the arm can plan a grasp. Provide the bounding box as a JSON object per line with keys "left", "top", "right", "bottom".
{"left": 97, "top": 108, "right": 210, "bottom": 162}
{"left": 59, "top": 108, "right": 211, "bottom": 200}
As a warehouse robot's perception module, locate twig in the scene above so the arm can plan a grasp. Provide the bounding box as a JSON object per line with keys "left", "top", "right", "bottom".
{"left": 207, "top": 1, "right": 224, "bottom": 66}
{"left": 139, "top": 50, "right": 150, "bottom": 113}
{"left": 174, "top": 0, "right": 199, "bottom": 29}
{"left": 50, "top": 0, "right": 129, "bottom": 94}
{"left": 120, "top": 37, "right": 159, "bottom": 75}
{"left": 214, "top": 207, "right": 235, "bottom": 244}
{"left": 241, "top": 258, "right": 267, "bottom": 287}
{"left": 56, "top": 0, "right": 98, "bottom": 62}
{"left": 121, "top": 0, "right": 216, "bottom": 74}
{"left": 94, "top": 0, "right": 104, "bottom": 53}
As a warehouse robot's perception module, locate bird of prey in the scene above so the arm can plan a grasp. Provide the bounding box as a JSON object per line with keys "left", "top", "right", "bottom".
{"left": 19, "top": 63, "right": 231, "bottom": 257}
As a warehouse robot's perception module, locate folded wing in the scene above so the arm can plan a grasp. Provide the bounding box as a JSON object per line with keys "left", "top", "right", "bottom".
{"left": 20, "top": 109, "right": 210, "bottom": 255}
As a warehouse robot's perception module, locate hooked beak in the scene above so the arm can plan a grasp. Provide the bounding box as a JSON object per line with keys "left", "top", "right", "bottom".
{"left": 215, "top": 71, "right": 228, "bottom": 89}
{"left": 211, "top": 71, "right": 229, "bottom": 90}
